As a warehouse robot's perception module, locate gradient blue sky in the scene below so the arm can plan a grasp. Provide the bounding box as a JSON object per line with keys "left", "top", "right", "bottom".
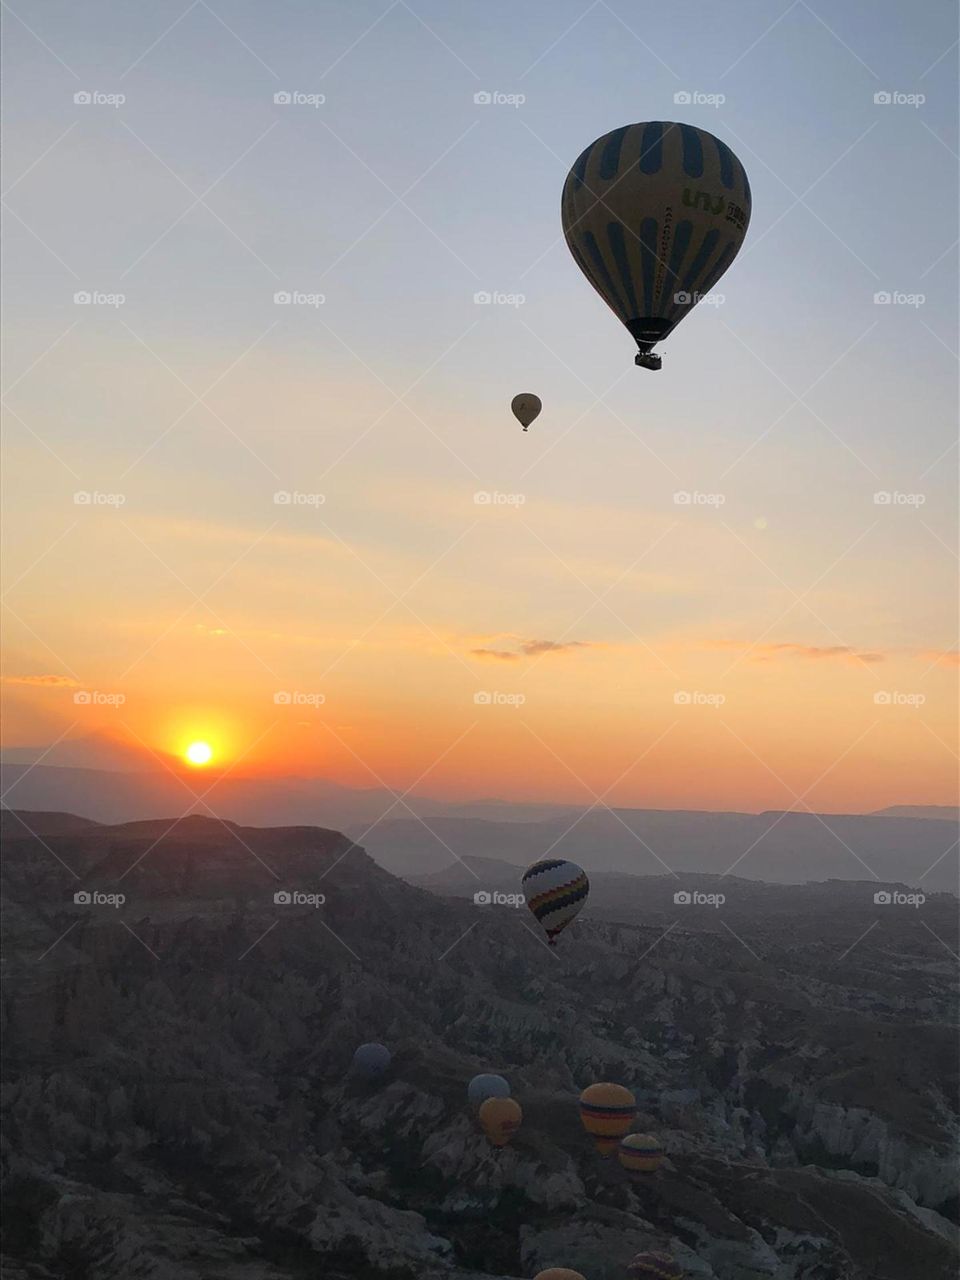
{"left": 3, "top": 1, "right": 958, "bottom": 809}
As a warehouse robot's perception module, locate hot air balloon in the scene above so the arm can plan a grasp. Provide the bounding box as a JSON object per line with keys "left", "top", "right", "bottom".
{"left": 618, "top": 1132, "right": 665, "bottom": 1178}
{"left": 511, "top": 393, "right": 541, "bottom": 431}
{"left": 627, "top": 1252, "right": 682, "bottom": 1278}
{"left": 534, "top": 1271, "right": 587, "bottom": 1280}
{"left": 561, "top": 121, "right": 751, "bottom": 369}
{"left": 352, "top": 1042, "right": 391, "bottom": 1079}
{"left": 468, "top": 1073, "right": 511, "bottom": 1108}
{"left": 579, "top": 1082, "right": 637, "bottom": 1156}
{"left": 521, "top": 859, "right": 589, "bottom": 945}
{"left": 478, "top": 1095, "right": 522, "bottom": 1147}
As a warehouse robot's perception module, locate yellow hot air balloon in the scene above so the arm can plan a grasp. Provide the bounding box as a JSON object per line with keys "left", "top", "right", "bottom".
{"left": 618, "top": 1132, "right": 665, "bottom": 1178}
{"left": 511, "top": 393, "right": 541, "bottom": 431}
{"left": 534, "top": 1271, "right": 587, "bottom": 1280}
{"left": 578, "top": 1082, "right": 636, "bottom": 1156}
{"left": 561, "top": 121, "right": 751, "bottom": 370}
{"left": 478, "top": 1095, "right": 522, "bottom": 1147}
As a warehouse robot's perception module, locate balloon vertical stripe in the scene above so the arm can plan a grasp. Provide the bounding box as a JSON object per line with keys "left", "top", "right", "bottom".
{"left": 679, "top": 123, "right": 704, "bottom": 177}
{"left": 607, "top": 222, "right": 640, "bottom": 317}
{"left": 599, "top": 124, "right": 631, "bottom": 180}
{"left": 638, "top": 121, "right": 664, "bottom": 173}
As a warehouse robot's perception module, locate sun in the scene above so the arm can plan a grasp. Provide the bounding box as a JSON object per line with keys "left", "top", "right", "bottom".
{"left": 185, "top": 741, "right": 213, "bottom": 767}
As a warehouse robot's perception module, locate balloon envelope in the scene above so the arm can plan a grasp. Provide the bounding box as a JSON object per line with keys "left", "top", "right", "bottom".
{"left": 619, "top": 1132, "right": 665, "bottom": 1177}
{"left": 561, "top": 121, "right": 751, "bottom": 362}
{"left": 478, "top": 1096, "right": 522, "bottom": 1147}
{"left": 534, "top": 1271, "right": 587, "bottom": 1280}
{"left": 627, "top": 1252, "right": 683, "bottom": 1278}
{"left": 468, "top": 1073, "right": 510, "bottom": 1107}
{"left": 352, "top": 1042, "right": 391, "bottom": 1078}
{"left": 511, "top": 393, "right": 541, "bottom": 429}
{"left": 579, "top": 1082, "right": 637, "bottom": 1156}
{"left": 521, "top": 859, "right": 589, "bottom": 944}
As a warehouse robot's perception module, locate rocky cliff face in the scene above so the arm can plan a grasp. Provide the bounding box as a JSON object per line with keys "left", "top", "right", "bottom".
{"left": 2, "top": 812, "right": 957, "bottom": 1279}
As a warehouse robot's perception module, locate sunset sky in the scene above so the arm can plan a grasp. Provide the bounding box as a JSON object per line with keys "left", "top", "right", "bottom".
{"left": 3, "top": 0, "right": 957, "bottom": 812}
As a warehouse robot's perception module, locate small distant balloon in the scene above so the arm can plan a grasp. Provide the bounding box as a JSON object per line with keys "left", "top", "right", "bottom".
{"left": 579, "top": 1082, "right": 637, "bottom": 1156}
{"left": 534, "top": 1271, "right": 587, "bottom": 1280}
{"left": 511, "top": 393, "right": 542, "bottom": 431}
{"left": 352, "top": 1042, "right": 391, "bottom": 1078}
{"left": 521, "top": 858, "right": 589, "bottom": 945}
{"left": 619, "top": 1132, "right": 665, "bottom": 1178}
{"left": 478, "top": 1095, "right": 522, "bottom": 1147}
{"left": 468, "top": 1073, "right": 510, "bottom": 1107}
{"left": 627, "top": 1252, "right": 683, "bottom": 1278}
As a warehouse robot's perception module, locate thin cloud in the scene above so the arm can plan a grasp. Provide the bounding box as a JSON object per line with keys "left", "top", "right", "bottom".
{"left": 471, "top": 638, "right": 594, "bottom": 661}
{"left": 709, "top": 641, "right": 885, "bottom": 664}
{"left": 2, "top": 674, "right": 80, "bottom": 687}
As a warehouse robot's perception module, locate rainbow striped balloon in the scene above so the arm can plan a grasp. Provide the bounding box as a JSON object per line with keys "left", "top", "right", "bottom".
{"left": 578, "top": 1081, "right": 637, "bottom": 1156}
{"left": 561, "top": 121, "right": 751, "bottom": 367}
{"left": 521, "top": 858, "right": 589, "bottom": 945}
{"left": 619, "top": 1132, "right": 665, "bottom": 1177}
